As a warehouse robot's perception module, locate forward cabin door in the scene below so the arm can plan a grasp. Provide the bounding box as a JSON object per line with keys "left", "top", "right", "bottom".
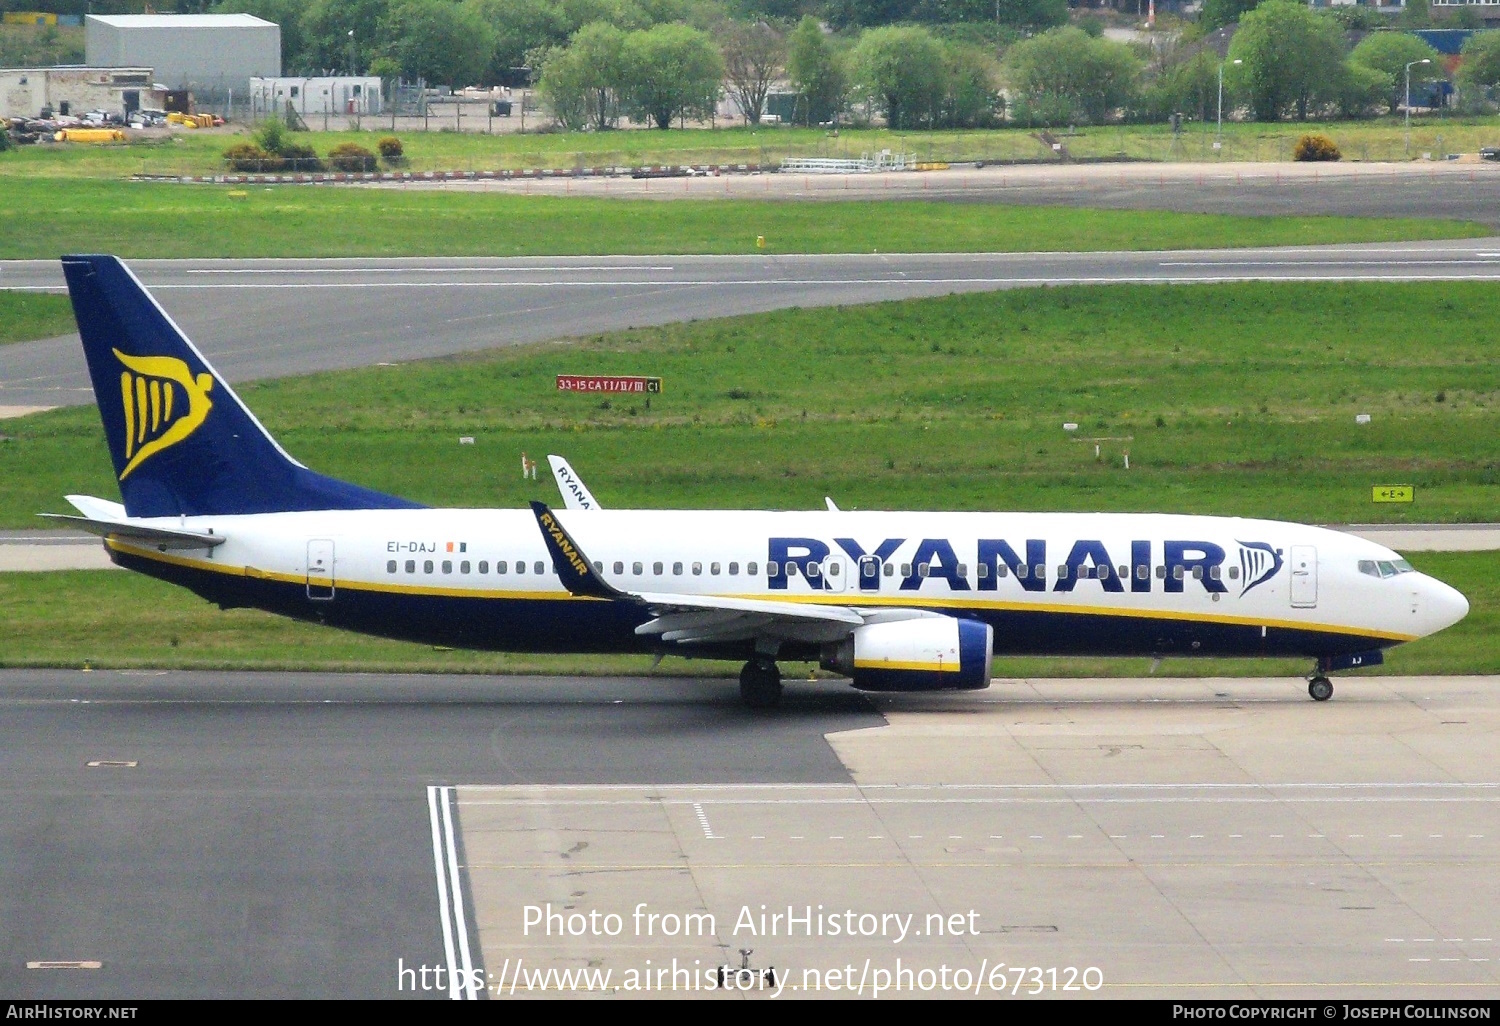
{"left": 822, "top": 554, "right": 847, "bottom": 593}
{"left": 307, "top": 539, "right": 335, "bottom": 600}
{"left": 1289, "top": 545, "right": 1317, "bottom": 608}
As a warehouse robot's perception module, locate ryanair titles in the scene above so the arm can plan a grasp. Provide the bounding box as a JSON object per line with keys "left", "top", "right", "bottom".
{"left": 768, "top": 537, "right": 1284, "bottom": 596}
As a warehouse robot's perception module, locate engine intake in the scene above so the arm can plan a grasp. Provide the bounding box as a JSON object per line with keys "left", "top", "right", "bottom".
{"left": 821, "top": 617, "right": 993, "bottom": 692}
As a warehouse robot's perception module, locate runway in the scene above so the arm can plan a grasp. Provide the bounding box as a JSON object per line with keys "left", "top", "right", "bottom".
{"left": 5, "top": 238, "right": 1500, "bottom": 410}
{"left": 3, "top": 670, "right": 1497, "bottom": 998}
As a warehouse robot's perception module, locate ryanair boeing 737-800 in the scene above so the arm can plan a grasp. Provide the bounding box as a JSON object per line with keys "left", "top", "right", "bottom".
{"left": 48, "top": 255, "right": 1469, "bottom": 707}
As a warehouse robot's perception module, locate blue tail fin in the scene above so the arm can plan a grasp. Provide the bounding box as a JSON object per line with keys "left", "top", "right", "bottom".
{"left": 62, "top": 254, "right": 423, "bottom": 517}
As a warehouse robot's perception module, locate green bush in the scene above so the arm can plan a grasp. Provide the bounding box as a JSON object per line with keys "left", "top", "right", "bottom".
{"left": 279, "top": 142, "right": 324, "bottom": 172}
{"left": 328, "top": 142, "right": 377, "bottom": 173}
{"left": 376, "top": 136, "right": 404, "bottom": 160}
{"left": 223, "top": 142, "right": 281, "bottom": 172}
{"left": 0, "top": 125, "right": 10, "bottom": 153}
{"left": 1293, "top": 133, "right": 1341, "bottom": 162}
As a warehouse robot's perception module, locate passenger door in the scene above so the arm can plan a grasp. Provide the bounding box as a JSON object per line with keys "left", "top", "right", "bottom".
{"left": 1289, "top": 545, "right": 1317, "bottom": 608}
{"left": 307, "top": 539, "right": 335, "bottom": 600}
{"left": 822, "top": 555, "right": 847, "bottom": 593}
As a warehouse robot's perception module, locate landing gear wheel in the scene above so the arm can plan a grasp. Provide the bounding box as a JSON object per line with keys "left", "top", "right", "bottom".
{"left": 1308, "top": 676, "right": 1333, "bottom": 702}
{"left": 739, "top": 659, "right": 782, "bottom": 709}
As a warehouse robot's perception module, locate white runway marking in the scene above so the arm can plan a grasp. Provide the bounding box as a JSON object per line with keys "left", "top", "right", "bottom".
{"left": 691, "top": 802, "right": 720, "bottom": 839}
{"left": 427, "top": 785, "right": 478, "bottom": 1000}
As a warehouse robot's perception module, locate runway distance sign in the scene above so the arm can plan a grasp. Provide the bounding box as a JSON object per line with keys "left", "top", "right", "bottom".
{"left": 1372, "top": 485, "right": 1414, "bottom": 503}
{"left": 558, "top": 375, "right": 662, "bottom": 394}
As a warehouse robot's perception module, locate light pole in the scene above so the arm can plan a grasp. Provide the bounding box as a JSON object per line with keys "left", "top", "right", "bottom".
{"left": 1405, "top": 58, "right": 1430, "bottom": 157}
{"left": 1217, "top": 58, "right": 1241, "bottom": 151}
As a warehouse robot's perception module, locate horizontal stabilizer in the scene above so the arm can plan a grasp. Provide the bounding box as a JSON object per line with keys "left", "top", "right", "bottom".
{"left": 38, "top": 512, "right": 225, "bottom": 550}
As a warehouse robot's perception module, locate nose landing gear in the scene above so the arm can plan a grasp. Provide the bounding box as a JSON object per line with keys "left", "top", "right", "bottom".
{"left": 1307, "top": 676, "right": 1333, "bottom": 702}
{"left": 739, "top": 658, "right": 782, "bottom": 709}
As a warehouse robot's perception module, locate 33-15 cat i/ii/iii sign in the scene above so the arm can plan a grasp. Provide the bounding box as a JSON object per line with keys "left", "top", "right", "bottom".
{"left": 557, "top": 375, "right": 662, "bottom": 394}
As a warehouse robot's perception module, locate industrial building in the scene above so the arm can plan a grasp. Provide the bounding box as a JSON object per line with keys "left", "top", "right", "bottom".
{"left": 0, "top": 66, "right": 164, "bottom": 120}
{"left": 85, "top": 13, "right": 280, "bottom": 102}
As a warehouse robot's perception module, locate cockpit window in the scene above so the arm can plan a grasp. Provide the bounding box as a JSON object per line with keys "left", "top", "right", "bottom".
{"left": 1359, "top": 559, "right": 1413, "bottom": 579}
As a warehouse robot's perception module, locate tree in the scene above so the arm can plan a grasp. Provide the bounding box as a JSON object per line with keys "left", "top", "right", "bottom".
{"left": 1350, "top": 32, "right": 1440, "bottom": 114}
{"left": 1200, "top": 0, "right": 1262, "bottom": 33}
{"left": 722, "top": 20, "right": 785, "bottom": 125}
{"left": 298, "top": 0, "right": 390, "bottom": 75}
{"left": 620, "top": 23, "right": 723, "bottom": 129}
{"left": 1458, "top": 30, "right": 1500, "bottom": 90}
{"left": 538, "top": 21, "right": 629, "bottom": 130}
{"left": 938, "top": 41, "right": 999, "bottom": 128}
{"left": 466, "top": 0, "right": 568, "bottom": 81}
{"left": 1003, "top": 26, "right": 1142, "bottom": 126}
{"left": 851, "top": 25, "right": 947, "bottom": 129}
{"left": 785, "top": 15, "right": 847, "bottom": 125}
{"left": 1144, "top": 48, "right": 1219, "bottom": 124}
{"left": 379, "top": 0, "right": 495, "bottom": 86}
{"left": 1225, "top": 0, "right": 1347, "bottom": 121}
{"left": 1337, "top": 59, "right": 1393, "bottom": 119}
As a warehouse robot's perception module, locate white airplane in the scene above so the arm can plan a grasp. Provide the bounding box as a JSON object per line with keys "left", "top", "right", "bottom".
{"left": 48, "top": 255, "right": 1469, "bottom": 708}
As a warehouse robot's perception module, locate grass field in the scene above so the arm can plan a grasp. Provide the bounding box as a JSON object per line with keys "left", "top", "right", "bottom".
{"left": 0, "top": 177, "right": 1483, "bottom": 260}
{"left": 4, "top": 280, "right": 1495, "bottom": 529}
{"left": 4, "top": 117, "right": 1499, "bottom": 180}
{"left": 0, "top": 549, "right": 1489, "bottom": 676}
{"left": 0, "top": 291, "right": 73, "bottom": 346}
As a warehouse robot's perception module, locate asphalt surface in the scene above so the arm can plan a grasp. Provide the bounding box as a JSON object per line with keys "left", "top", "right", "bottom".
{"left": 414, "top": 160, "right": 1500, "bottom": 226}
{"left": 6, "top": 239, "right": 1500, "bottom": 410}
{"left": 0, "top": 670, "right": 878, "bottom": 999}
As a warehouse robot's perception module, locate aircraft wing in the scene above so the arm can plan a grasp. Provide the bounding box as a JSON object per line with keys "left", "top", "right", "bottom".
{"left": 529, "top": 501, "right": 878, "bottom": 645}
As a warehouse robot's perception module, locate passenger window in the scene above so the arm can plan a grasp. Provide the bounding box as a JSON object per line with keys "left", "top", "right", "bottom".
{"left": 496, "top": 561, "right": 507, "bottom": 574}
{"left": 806, "top": 563, "right": 820, "bottom": 578}
{"left": 900, "top": 563, "right": 911, "bottom": 576}
{"left": 406, "top": 559, "right": 416, "bottom": 573}
{"left": 516, "top": 561, "right": 525, "bottom": 574}
{"left": 1118, "top": 565, "right": 1128, "bottom": 579}
{"left": 1227, "top": 566, "right": 1239, "bottom": 580}
{"left": 786, "top": 562, "right": 798, "bottom": 577}
{"left": 534, "top": 561, "right": 544, "bottom": 574}
{"left": 1208, "top": 565, "right": 1220, "bottom": 581}
{"left": 747, "top": 562, "right": 757, "bottom": 576}
{"left": 1157, "top": 565, "right": 1167, "bottom": 579}
{"left": 387, "top": 560, "right": 397, "bottom": 573}
{"left": 692, "top": 562, "right": 703, "bottom": 575}
{"left": 479, "top": 561, "right": 489, "bottom": 574}
{"left": 883, "top": 563, "right": 894, "bottom": 576}
{"left": 593, "top": 561, "right": 603, "bottom": 573}
{"left": 1057, "top": 565, "right": 1069, "bottom": 579}
{"left": 673, "top": 562, "right": 684, "bottom": 575}
{"left": 424, "top": 560, "right": 434, "bottom": 574}
{"left": 1033, "top": 565, "right": 1044, "bottom": 580}
{"left": 765, "top": 561, "right": 777, "bottom": 576}
{"left": 442, "top": 560, "right": 453, "bottom": 574}
{"left": 729, "top": 562, "right": 739, "bottom": 576}
{"left": 916, "top": 564, "right": 929, "bottom": 578}
{"left": 711, "top": 562, "right": 721, "bottom": 575}
{"left": 654, "top": 561, "right": 664, "bottom": 575}
{"left": 828, "top": 562, "right": 839, "bottom": 576}
{"left": 977, "top": 563, "right": 989, "bottom": 579}
{"left": 1173, "top": 566, "right": 1184, "bottom": 580}
{"left": 1016, "top": 564, "right": 1028, "bottom": 580}
{"left": 956, "top": 563, "right": 967, "bottom": 577}
{"left": 613, "top": 561, "right": 624, "bottom": 575}
{"left": 461, "top": 561, "right": 470, "bottom": 574}
{"left": 633, "top": 562, "right": 643, "bottom": 575}
{"left": 1192, "top": 566, "right": 1204, "bottom": 580}
{"left": 1136, "top": 565, "right": 1148, "bottom": 580}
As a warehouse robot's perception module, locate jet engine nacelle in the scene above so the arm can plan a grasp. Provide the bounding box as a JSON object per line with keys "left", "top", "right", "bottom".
{"left": 821, "top": 617, "right": 993, "bottom": 692}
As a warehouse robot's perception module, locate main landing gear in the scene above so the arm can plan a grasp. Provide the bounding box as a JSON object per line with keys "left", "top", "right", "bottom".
{"left": 739, "top": 658, "right": 782, "bottom": 710}
{"left": 1307, "top": 676, "right": 1334, "bottom": 702}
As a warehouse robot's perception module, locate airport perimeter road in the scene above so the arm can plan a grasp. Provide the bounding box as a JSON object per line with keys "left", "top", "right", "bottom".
{"left": 5, "top": 239, "right": 1500, "bottom": 410}
{"left": 5, "top": 671, "right": 1496, "bottom": 999}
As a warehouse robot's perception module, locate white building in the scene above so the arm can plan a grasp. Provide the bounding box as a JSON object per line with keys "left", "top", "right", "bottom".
{"left": 85, "top": 14, "right": 280, "bottom": 101}
{"left": 0, "top": 66, "right": 164, "bottom": 120}
{"left": 250, "top": 76, "right": 384, "bottom": 118}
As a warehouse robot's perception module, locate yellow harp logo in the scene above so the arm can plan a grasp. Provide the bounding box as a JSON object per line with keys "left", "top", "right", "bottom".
{"left": 114, "top": 349, "right": 214, "bottom": 481}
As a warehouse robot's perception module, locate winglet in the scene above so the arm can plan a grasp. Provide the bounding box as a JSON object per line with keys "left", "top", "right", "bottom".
{"left": 529, "top": 500, "right": 623, "bottom": 600}
{"left": 548, "top": 454, "right": 602, "bottom": 510}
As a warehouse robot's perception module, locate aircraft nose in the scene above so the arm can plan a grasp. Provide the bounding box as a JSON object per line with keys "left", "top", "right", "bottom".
{"left": 1418, "top": 574, "right": 1469, "bottom": 635}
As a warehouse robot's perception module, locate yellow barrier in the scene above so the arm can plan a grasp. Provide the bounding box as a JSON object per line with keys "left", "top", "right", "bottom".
{"left": 53, "top": 129, "right": 126, "bottom": 144}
